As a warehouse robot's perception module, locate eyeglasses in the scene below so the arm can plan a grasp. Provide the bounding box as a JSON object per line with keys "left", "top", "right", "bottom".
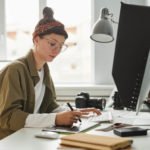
{"left": 42, "top": 37, "right": 68, "bottom": 52}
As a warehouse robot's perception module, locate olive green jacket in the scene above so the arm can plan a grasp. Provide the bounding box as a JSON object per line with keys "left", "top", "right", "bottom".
{"left": 0, "top": 50, "right": 59, "bottom": 139}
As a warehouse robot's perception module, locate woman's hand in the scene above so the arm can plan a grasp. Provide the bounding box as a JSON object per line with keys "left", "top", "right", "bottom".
{"left": 55, "top": 111, "right": 82, "bottom": 126}
{"left": 55, "top": 107, "right": 101, "bottom": 126}
{"left": 78, "top": 107, "right": 101, "bottom": 116}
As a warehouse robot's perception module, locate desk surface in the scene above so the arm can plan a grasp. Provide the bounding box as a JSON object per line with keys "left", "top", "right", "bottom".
{"left": 0, "top": 110, "right": 150, "bottom": 150}
{"left": 0, "top": 128, "right": 60, "bottom": 150}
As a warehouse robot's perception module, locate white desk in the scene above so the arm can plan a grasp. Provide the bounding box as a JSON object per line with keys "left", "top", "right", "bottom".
{"left": 0, "top": 110, "right": 150, "bottom": 150}
{"left": 0, "top": 128, "right": 60, "bottom": 150}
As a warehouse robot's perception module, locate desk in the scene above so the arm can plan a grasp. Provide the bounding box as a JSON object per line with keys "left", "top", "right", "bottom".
{"left": 0, "top": 110, "right": 150, "bottom": 150}
{"left": 0, "top": 128, "right": 60, "bottom": 150}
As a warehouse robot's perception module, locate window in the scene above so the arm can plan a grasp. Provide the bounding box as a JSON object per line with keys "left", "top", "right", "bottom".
{"left": 5, "top": 0, "right": 39, "bottom": 60}
{"left": 1, "top": 0, "right": 92, "bottom": 84}
{"left": 47, "top": 0, "right": 92, "bottom": 83}
{"left": 0, "top": 0, "right": 115, "bottom": 97}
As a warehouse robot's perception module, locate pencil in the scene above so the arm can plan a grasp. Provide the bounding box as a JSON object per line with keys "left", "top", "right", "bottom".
{"left": 67, "top": 102, "right": 82, "bottom": 122}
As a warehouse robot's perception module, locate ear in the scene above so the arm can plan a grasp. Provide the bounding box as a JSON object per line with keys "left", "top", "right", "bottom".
{"left": 33, "top": 36, "right": 40, "bottom": 45}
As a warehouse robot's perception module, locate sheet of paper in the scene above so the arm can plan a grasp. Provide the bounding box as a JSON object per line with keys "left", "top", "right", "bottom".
{"left": 113, "top": 111, "right": 150, "bottom": 125}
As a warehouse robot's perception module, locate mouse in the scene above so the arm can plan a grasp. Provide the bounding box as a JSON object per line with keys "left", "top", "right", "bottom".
{"left": 35, "top": 131, "right": 60, "bottom": 139}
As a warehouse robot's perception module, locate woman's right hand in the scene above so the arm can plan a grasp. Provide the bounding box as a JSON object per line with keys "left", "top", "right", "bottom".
{"left": 55, "top": 111, "right": 82, "bottom": 126}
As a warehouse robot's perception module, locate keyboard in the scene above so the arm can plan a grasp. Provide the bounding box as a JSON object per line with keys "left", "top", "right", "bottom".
{"left": 86, "top": 111, "right": 113, "bottom": 123}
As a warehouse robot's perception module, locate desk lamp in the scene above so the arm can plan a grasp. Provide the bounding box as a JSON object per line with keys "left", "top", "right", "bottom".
{"left": 90, "top": 8, "right": 115, "bottom": 43}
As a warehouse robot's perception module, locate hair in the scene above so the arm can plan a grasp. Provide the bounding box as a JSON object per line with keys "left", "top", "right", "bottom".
{"left": 32, "top": 7, "right": 68, "bottom": 40}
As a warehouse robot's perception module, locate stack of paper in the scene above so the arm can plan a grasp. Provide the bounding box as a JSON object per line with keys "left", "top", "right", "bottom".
{"left": 60, "top": 133, "right": 133, "bottom": 150}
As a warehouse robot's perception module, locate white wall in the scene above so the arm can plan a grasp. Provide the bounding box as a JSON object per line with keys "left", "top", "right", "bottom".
{"left": 92, "top": 0, "right": 147, "bottom": 85}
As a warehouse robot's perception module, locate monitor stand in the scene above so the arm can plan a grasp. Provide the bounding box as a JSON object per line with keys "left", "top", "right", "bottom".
{"left": 139, "top": 101, "right": 150, "bottom": 112}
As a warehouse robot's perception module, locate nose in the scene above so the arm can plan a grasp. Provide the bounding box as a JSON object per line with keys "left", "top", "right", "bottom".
{"left": 51, "top": 48, "right": 60, "bottom": 56}
{"left": 52, "top": 45, "right": 61, "bottom": 52}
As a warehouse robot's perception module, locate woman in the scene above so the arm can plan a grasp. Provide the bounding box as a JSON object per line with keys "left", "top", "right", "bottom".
{"left": 0, "top": 7, "right": 100, "bottom": 139}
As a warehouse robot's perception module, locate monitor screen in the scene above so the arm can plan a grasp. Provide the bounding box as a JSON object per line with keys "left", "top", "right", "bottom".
{"left": 112, "top": 2, "right": 150, "bottom": 111}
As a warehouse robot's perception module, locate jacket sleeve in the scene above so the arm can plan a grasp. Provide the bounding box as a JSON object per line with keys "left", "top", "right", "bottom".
{"left": 0, "top": 66, "right": 29, "bottom": 131}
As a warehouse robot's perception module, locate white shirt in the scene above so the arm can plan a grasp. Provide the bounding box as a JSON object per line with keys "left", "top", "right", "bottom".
{"left": 25, "top": 68, "right": 68, "bottom": 128}
{"left": 25, "top": 106, "right": 68, "bottom": 128}
{"left": 34, "top": 68, "right": 45, "bottom": 113}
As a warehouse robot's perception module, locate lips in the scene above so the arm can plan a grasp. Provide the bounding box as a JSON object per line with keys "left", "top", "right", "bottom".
{"left": 49, "top": 55, "right": 55, "bottom": 59}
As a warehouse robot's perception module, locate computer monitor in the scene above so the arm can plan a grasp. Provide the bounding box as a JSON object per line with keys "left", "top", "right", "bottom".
{"left": 112, "top": 2, "right": 150, "bottom": 113}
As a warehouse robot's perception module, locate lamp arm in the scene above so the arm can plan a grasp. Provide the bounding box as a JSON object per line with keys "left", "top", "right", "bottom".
{"left": 108, "top": 13, "right": 118, "bottom": 24}
{"left": 111, "top": 19, "right": 118, "bottom": 24}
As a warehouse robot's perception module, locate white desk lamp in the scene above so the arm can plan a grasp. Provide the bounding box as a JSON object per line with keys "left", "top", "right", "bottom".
{"left": 90, "top": 8, "right": 116, "bottom": 43}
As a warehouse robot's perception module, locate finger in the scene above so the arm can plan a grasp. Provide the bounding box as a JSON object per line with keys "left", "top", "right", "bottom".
{"left": 80, "top": 108, "right": 101, "bottom": 115}
{"left": 81, "top": 112, "right": 89, "bottom": 115}
{"left": 72, "top": 111, "right": 82, "bottom": 117}
{"left": 73, "top": 117, "right": 78, "bottom": 123}
{"left": 71, "top": 115, "right": 79, "bottom": 121}
{"left": 79, "top": 107, "right": 95, "bottom": 112}
{"left": 70, "top": 118, "right": 75, "bottom": 125}
{"left": 92, "top": 109, "right": 101, "bottom": 115}
{"left": 73, "top": 119, "right": 78, "bottom": 123}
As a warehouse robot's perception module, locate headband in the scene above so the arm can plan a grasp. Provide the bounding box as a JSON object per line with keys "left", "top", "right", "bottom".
{"left": 32, "top": 21, "right": 63, "bottom": 39}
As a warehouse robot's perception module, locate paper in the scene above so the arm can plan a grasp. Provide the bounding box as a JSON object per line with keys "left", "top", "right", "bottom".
{"left": 113, "top": 111, "right": 150, "bottom": 125}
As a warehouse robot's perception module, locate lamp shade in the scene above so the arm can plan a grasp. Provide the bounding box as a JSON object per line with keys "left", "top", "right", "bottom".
{"left": 90, "top": 8, "right": 114, "bottom": 43}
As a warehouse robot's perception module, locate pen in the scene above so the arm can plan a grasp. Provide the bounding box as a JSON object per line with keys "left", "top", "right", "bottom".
{"left": 67, "top": 102, "right": 82, "bottom": 122}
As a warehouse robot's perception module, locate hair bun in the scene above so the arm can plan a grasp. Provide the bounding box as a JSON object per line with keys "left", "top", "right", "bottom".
{"left": 43, "top": 7, "right": 54, "bottom": 19}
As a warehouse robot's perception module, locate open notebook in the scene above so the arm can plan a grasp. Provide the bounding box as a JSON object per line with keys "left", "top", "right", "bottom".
{"left": 84, "top": 111, "right": 113, "bottom": 123}
{"left": 43, "top": 111, "right": 113, "bottom": 133}
{"left": 43, "top": 119, "right": 99, "bottom": 133}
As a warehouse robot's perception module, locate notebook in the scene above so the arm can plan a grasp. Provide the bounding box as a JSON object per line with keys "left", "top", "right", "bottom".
{"left": 60, "top": 133, "right": 133, "bottom": 150}
{"left": 43, "top": 119, "right": 99, "bottom": 133}
{"left": 87, "top": 111, "right": 113, "bottom": 123}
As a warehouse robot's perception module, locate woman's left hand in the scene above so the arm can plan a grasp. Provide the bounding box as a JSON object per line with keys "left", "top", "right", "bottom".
{"left": 78, "top": 107, "right": 101, "bottom": 116}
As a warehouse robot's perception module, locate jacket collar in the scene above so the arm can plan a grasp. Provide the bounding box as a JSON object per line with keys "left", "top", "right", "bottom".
{"left": 43, "top": 63, "right": 50, "bottom": 84}
{"left": 26, "top": 50, "right": 38, "bottom": 77}
{"left": 25, "top": 50, "right": 51, "bottom": 89}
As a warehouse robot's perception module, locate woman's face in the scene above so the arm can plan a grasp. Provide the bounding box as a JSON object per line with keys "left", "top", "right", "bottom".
{"left": 34, "top": 33, "right": 66, "bottom": 62}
